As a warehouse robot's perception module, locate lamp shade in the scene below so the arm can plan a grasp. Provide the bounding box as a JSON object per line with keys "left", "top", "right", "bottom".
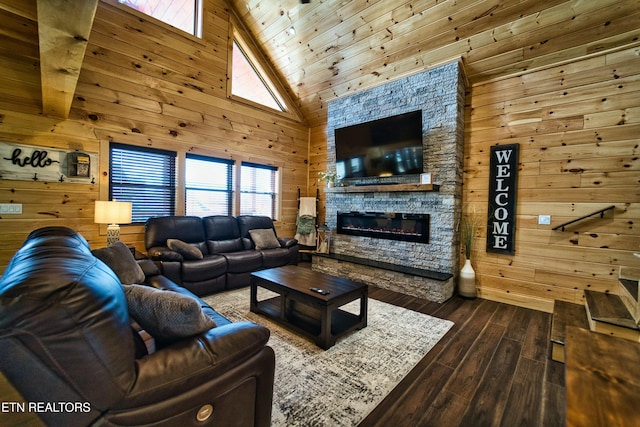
{"left": 94, "top": 200, "right": 132, "bottom": 225}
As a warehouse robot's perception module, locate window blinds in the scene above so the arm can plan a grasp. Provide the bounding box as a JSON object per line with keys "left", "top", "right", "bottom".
{"left": 185, "top": 154, "right": 234, "bottom": 216}
{"left": 110, "top": 143, "right": 177, "bottom": 223}
{"left": 240, "top": 162, "right": 278, "bottom": 218}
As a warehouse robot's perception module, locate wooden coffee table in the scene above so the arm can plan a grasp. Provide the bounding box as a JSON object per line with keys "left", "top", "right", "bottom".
{"left": 250, "top": 265, "right": 368, "bottom": 349}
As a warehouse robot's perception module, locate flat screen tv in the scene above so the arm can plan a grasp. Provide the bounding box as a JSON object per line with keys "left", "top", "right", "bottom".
{"left": 334, "top": 110, "right": 423, "bottom": 180}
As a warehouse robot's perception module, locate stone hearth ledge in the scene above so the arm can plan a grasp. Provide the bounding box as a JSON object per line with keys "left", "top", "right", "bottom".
{"left": 312, "top": 254, "right": 455, "bottom": 303}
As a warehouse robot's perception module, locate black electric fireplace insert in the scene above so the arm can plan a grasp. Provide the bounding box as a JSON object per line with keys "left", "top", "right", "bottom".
{"left": 337, "top": 212, "right": 429, "bottom": 243}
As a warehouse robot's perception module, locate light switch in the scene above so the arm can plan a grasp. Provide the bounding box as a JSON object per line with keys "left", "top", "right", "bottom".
{"left": 0, "top": 203, "right": 22, "bottom": 214}
{"left": 538, "top": 215, "right": 551, "bottom": 225}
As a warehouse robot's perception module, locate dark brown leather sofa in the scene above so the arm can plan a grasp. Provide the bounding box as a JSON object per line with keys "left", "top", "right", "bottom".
{"left": 0, "top": 227, "right": 275, "bottom": 427}
{"left": 145, "top": 215, "right": 298, "bottom": 296}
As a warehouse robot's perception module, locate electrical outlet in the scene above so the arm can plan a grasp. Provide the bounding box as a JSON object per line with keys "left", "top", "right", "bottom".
{"left": 538, "top": 215, "right": 551, "bottom": 225}
{"left": 0, "top": 203, "right": 22, "bottom": 214}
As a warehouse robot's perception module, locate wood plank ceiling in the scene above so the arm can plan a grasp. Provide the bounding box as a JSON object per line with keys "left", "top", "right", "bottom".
{"left": 2, "top": 0, "right": 640, "bottom": 125}
{"left": 228, "top": 0, "right": 640, "bottom": 126}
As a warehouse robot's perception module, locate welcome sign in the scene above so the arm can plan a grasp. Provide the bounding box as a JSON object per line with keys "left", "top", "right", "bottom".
{"left": 486, "top": 143, "right": 519, "bottom": 255}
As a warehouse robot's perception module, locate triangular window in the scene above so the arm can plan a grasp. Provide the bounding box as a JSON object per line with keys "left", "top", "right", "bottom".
{"left": 230, "top": 35, "right": 286, "bottom": 112}
{"left": 117, "top": 0, "right": 202, "bottom": 37}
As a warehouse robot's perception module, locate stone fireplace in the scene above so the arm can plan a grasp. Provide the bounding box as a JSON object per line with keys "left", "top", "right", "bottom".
{"left": 313, "top": 60, "right": 466, "bottom": 303}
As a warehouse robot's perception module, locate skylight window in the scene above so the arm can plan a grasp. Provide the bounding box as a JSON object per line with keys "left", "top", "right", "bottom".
{"left": 118, "top": 0, "right": 202, "bottom": 37}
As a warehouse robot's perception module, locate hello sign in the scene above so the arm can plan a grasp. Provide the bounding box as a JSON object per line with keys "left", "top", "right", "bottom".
{"left": 0, "top": 142, "right": 97, "bottom": 184}
{"left": 486, "top": 143, "right": 519, "bottom": 255}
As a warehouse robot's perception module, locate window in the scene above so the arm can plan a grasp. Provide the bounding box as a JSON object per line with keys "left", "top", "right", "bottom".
{"left": 185, "top": 154, "right": 234, "bottom": 216}
{"left": 240, "top": 162, "right": 278, "bottom": 218}
{"left": 227, "top": 20, "right": 304, "bottom": 122}
{"left": 231, "top": 40, "right": 285, "bottom": 111}
{"left": 117, "top": 0, "right": 202, "bottom": 37}
{"left": 110, "top": 143, "right": 177, "bottom": 223}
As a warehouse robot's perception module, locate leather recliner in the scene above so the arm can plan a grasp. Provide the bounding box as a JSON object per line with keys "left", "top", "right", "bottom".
{"left": 0, "top": 227, "right": 275, "bottom": 426}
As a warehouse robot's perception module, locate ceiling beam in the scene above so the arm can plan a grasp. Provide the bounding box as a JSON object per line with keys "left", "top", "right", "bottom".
{"left": 37, "top": 0, "right": 98, "bottom": 119}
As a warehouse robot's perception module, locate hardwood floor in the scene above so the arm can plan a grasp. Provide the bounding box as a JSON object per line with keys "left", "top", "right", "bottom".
{"left": 359, "top": 286, "right": 566, "bottom": 427}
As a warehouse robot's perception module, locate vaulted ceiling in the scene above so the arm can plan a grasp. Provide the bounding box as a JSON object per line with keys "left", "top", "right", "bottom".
{"left": 229, "top": 0, "right": 640, "bottom": 126}
{"left": 2, "top": 0, "right": 639, "bottom": 126}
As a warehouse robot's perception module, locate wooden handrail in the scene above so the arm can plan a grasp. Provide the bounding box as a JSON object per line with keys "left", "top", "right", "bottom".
{"left": 552, "top": 205, "right": 615, "bottom": 231}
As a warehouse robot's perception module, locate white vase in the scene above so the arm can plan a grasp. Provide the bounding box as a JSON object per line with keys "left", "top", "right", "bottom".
{"left": 459, "top": 258, "right": 477, "bottom": 298}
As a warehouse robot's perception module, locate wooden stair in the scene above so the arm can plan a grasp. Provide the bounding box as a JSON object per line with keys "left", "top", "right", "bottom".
{"left": 550, "top": 266, "right": 640, "bottom": 362}
{"left": 552, "top": 259, "right": 640, "bottom": 426}
{"left": 551, "top": 300, "right": 589, "bottom": 362}
{"left": 618, "top": 264, "right": 640, "bottom": 322}
{"left": 583, "top": 290, "right": 640, "bottom": 342}
{"left": 619, "top": 278, "right": 639, "bottom": 316}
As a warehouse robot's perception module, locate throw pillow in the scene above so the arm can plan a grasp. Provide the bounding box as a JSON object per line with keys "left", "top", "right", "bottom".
{"left": 167, "top": 238, "right": 204, "bottom": 260}
{"left": 92, "top": 241, "right": 145, "bottom": 285}
{"left": 249, "top": 228, "right": 281, "bottom": 250}
{"left": 122, "top": 284, "right": 216, "bottom": 342}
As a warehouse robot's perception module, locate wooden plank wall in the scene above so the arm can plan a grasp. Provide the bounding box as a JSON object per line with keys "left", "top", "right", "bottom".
{"left": 308, "top": 123, "right": 328, "bottom": 226}
{"left": 0, "top": 0, "right": 309, "bottom": 273}
{"left": 308, "top": 46, "right": 639, "bottom": 312}
{"left": 466, "top": 46, "right": 640, "bottom": 311}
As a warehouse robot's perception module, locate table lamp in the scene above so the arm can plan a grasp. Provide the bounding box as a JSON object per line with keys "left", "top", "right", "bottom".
{"left": 94, "top": 200, "right": 132, "bottom": 246}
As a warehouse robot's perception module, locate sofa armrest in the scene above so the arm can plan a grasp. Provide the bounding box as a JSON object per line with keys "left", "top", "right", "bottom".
{"left": 278, "top": 237, "right": 298, "bottom": 248}
{"left": 121, "top": 321, "right": 270, "bottom": 408}
{"left": 148, "top": 246, "right": 183, "bottom": 262}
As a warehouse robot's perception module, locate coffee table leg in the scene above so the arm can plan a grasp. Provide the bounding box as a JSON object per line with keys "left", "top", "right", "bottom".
{"left": 280, "top": 294, "right": 286, "bottom": 320}
{"left": 250, "top": 279, "right": 258, "bottom": 312}
{"left": 360, "top": 288, "right": 368, "bottom": 327}
{"left": 319, "top": 305, "right": 331, "bottom": 350}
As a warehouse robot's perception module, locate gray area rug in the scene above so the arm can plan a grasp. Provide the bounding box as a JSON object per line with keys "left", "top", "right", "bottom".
{"left": 204, "top": 288, "right": 453, "bottom": 426}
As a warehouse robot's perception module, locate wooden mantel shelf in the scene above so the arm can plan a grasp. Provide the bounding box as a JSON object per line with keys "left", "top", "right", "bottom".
{"left": 325, "top": 183, "right": 439, "bottom": 193}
